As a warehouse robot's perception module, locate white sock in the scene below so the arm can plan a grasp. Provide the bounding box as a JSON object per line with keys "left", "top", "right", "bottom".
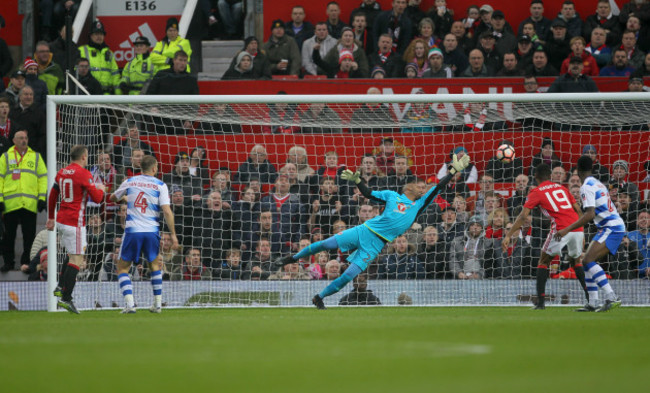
{"left": 154, "top": 295, "right": 162, "bottom": 308}
{"left": 124, "top": 294, "right": 135, "bottom": 308}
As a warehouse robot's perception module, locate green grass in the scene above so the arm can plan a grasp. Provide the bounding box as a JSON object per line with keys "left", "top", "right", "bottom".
{"left": 1, "top": 307, "right": 648, "bottom": 393}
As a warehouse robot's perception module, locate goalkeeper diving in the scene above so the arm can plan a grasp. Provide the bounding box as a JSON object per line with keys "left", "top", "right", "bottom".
{"left": 276, "top": 153, "right": 471, "bottom": 309}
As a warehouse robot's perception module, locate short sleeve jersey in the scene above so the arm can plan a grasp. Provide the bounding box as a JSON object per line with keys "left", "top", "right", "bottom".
{"left": 54, "top": 163, "right": 104, "bottom": 227}
{"left": 581, "top": 176, "right": 626, "bottom": 232}
{"left": 523, "top": 180, "right": 581, "bottom": 232}
{"left": 113, "top": 175, "right": 170, "bottom": 233}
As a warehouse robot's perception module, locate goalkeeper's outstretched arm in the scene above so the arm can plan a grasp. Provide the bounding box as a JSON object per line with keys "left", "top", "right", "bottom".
{"left": 421, "top": 154, "right": 470, "bottom": 208}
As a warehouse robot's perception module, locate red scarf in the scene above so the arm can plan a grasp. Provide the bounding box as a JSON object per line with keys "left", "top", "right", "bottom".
{"left": 273, "top": 193, "right": 290, "bottom": 210}
{"left": 0, "top": 119, "right": 10, "bottom": 139}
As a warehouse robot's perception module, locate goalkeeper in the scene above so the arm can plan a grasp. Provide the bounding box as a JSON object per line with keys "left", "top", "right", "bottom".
{"left": 276, "top": 154, "right": 471, "bottom": 309}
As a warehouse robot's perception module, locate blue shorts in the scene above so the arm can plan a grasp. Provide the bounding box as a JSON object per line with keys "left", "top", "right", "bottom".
{"left": 592, "top": 228, "right": 625, "bottom": 255}
{"left": 334, "top": 225, "right": 387, "bottom": 270}
{"left": 119, "top": 232, "right": 161, "bottom": 264}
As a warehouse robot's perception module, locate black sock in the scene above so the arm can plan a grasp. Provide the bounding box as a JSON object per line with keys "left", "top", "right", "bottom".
{"left": 57, "top": 261, "right": 68, "bottom": 288}
{"left": 62, "top": 263, "right": 80, "bottom": 301}
{"left": 536, "top": 265, "right": 549, "bottom": 305}
{"left": 573, "top": 264, "right": 589, "bottom": 302}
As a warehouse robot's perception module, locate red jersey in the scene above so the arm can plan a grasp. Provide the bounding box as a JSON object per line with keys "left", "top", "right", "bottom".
{"left": 523, "top": 180, "right": 582, "bottom": 232}
{"left": 48, "top": 163, "right": 104, "bottom": 227}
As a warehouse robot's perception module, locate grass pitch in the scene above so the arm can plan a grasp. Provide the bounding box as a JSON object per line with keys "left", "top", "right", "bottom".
{"left": 1, "top": 307, "right": 647, "bottom": 393}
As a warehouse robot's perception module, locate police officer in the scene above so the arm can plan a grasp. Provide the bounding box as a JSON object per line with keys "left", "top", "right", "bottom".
{"left": 0, "top": 130, "right": 47, "bottom": 272}
{"left": 78, "top": 19, "right": 121, "bottom": 94}
{"left": 151, "top": 17, "right": 192, "bottom": 75}
{"left": 119, "top": 36, "right": 154, "bottom": 95}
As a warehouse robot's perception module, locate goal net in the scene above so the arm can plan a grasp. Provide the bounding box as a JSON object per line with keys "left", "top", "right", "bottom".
{"left": 39, "top": 93, "right": 650, "bottom": 311}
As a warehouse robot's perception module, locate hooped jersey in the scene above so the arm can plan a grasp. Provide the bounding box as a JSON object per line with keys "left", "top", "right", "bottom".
{"left": 113, "top": 175, "right": 170, "bottom": 234}
{"left": 581, "top": 176, "right": 626, "bottom": 232}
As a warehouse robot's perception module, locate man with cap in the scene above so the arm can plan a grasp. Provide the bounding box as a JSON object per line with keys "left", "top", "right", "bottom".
{"left": 285, "top": 5, "right": 314, "bottom": 51}
{"left": 78, "top": 19, "right": 120, "bottom": 94}
{"left": 2, "top": 70, "right": 26, "bottom": 106}
{"left": 0, "top": 14, "right": 12, "bottom": 78}
{"left": 422, "top": 47, "right": 452, "bottom": 78}
{"left": 472, "top": 4, "right": 494, "bottom": 42}
{"left": 548, "top": 55, "right": 599, "bottom": 93}
{"left": 151, "top": 17, "right": 192, "bottom": 75}
{"left": 627, "top": 75, "right": 647, "bottom": 92}
{"left": 373, "top": 0, "right": 413, "bottom": 55}
{"left": 555, "top": 1, "right": 582, "bottom": 39}
{"left": 610, "top": 160, "right": 640, "bottom": 202}
{"left": 22, "top": 58, "right": 48, "bottom": 108}
{"left": 490, "top": 10, "right": 517, "bottom": 56}
{"left": 262, "top": 19, "right": 301, "bottom": 76}
{"left": 476, "top": 31, "right": 501, "bottom": 74}
{"left": 437, "top": 146, "right": 478, "bottom": 184}
{"left": 120, "top": 36, "right": 154, "bottom": 95}
{"left": 518, "top": 1, "right": 551, "bottom": 40}
{"left": 34, "top": 41, "right": 64, "bottom": 95}
{"left": 515, "top": 34, "right": 535, "bottom": 70}
{"left": 546, "top": 18, "right": 571, "bottom": 70}
{"left": 302, "top": 22, "right": 337, "bottom": 76}
{"left": 162, "top": 151, "right": 203, "bottom": 205}
{"left": 229, "top": 36, "right": 272, "bottom": 80}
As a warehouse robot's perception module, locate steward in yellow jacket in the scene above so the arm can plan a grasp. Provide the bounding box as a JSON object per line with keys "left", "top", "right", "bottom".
{"left": 78, "top": 19, "right": 121, "bottom": 94}
{"left": 119, "top": 36, "right": 154, "bottom": 95}
{"left": 151, "top": 17, "right": 192, "bottom": 75}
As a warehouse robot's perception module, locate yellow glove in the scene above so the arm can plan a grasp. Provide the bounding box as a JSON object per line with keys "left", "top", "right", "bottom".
{"left": 449, "top": 154, "right": 470, "bottom": 175}
{"left": 341, "top": 169, "right": 361, "bottom": 184}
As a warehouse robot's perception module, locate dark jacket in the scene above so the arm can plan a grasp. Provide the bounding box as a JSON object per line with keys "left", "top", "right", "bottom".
{"left": 285, "top": 21, "right": 314, "bottom": 50}
{"left": 75, "top": 72, "right": 103, "bottom": 95}
{"left": 162, "top": 170, "right": 203, "bottom": 201}
{"left": 193, "top": 206, "right": 236, "bottom": 266}
{"left": 583, "top": 14, "right": 622, "bottom": 47}
{"left": 0, "top": 38, "right": 12, "bottom": 77}
{"left": 418, "top": 242, "right": 450, "bottom": 279}
{"left": 25, "top": 74, "right": 48, "bottom": 108}
{"left": 349, "top": 104, "right": 395, "bottom": 133}
{"left": 262, "top": 35, "right": 302, "bottom": 75}
{"left": 9, "top": 103, "right": 46, "bottom": 156}
{"left": 547, "top": 73, "right": 598, "bottom": 93}
{"left": 545, "top": 37, "right": 571, "bottom": 71}
{"left": 234, "top": 158, "right": 277, "bottom": 184}
{"left": 526, "top": 63, "right": 559, "bottom": 77}
{"left": 49, "top": 36, "right": 79, "bottom": 72}
{"left": 377, "top": 251, "right": 425, "bottom": 279}
{"left": 442, "top": 47, "right": 469, "bottom": 76}
{"left": 147, "top": 68, "right": 199, "bottom": 95}
{"left": 259, "top": 193, "right": 306, "bottom": 247}
{"left": 518, "top": 17, "right": 552, "bottom": 41}
{"left": 373, "top": 10, "right": 413, "bottom": 55}
{"left": 486, "top": 157, "right": 524, "bottom": 183}
{"left": 339, "top": 289, "right": 381, "bottom": 305}
{"left": 368, "top": 51, "right": 405, "bottom": 78}
{"left": 112, "top": 139, "right": 154, "bottom": 169}
{"left": 197, "top": 104, "right": 242, "bottom": 133}
{"left": 297, "top": 105, "right": 343, "bottom": 133}
{"left": 377, "top": 171, "right": 417, "bottom": 193}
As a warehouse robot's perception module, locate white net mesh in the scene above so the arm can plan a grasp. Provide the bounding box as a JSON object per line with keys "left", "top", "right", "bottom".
{"left": 47, "top": 94, "right": 650, "bottom": 309}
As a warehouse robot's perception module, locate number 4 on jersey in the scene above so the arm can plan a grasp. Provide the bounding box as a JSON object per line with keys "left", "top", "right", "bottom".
{"left": 134, "top": 192, "right": 148, "bottom": 213}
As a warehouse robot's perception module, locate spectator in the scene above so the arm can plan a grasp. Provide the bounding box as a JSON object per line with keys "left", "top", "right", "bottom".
{"left": 112, "top": 123, "right": 154, "bottom": 170}
{"left": 437, "top": 206, "right": 465, "bottom": 247}
{"left": 433, "top": 167, "right": 470, "bottom": 205}
{"left": 496, "top": 52, "right": 525, "bottom": 76}
{"left": 84, "top": 212, "right": 106, "bottom": 281}
{"left": 620, "top": 29, "right": 646, "bottom": 69}
{"left": 426, "top": 0, "right": 454, "bottom": 38}
{"left": 123, "top": 148, "right": 143, "bottom": 178}
{"left": 234, "top": 144, "right": 277, "bottom": 184}
{"left": 298, "top": 103, "right": 342, "bottom": 132}
{"left": 88, "top": 151, "right": 118, "bottom": 220}
{"left": 78, "top": 20, "right": 120, "bottom": 94}
{"left": 0, "top": 97, "right": 15, "bottom": 153}
{"left": 379, "top": 155, "right": 417, "bottom": 193}
{"left": 195, "top": 191, "right": 236, "bottom": 268}
{"left": 626, "top": 74, "right": 648, "bottom": 94}
{"left": 285, "top": 5, "right": 314, "bottom": 51}
{"left": 350, "top": 1, "right": 383, "bottom": 39}
{"left": 526, "top": 47, "right": 558, "bottom": 76}
{"left": 461, "top": 5, "right": 481, "bottom": 42}
{"left": 314, "top": 48, "right": 366, "bottom": 79}
{"left": 486, "top": 207, "right": 509, "bottom": 239}
{"left": 349, "top": 87, "right": 395, "bottom": 133}
{"left": 528, "top": 138, "right": 563, "bottom": 178}
{"left": 441, "top": 33, "right": 468, "bottom": 76}
{"left": 72, "top": 58, "right": 102, "bottom": 95}
{"left": 309, "top": 150, "right": 347, "bottom": 196}
{"left": 118, "top": 36, "right": 153, "bottom": 95}
{"left": 549, "top": 55, "right": 599, "bottom": 93}
{"left": 437, "top": 146, "right": 478, "bottom": 184}
{"left": 181, "top": 247, "right": 211, "bottom": 280}
{"left": 322, "top": 27, "right": 370, "bottom": 77}
{"left": 286, "top": 145, "right": 315, "bottom": 183}
{"left": 418, "top": 225, "right": 449, "bottom": 279}
{"left": 0, "top": 14, "right": 12, "bottom": 77}
{"left": 374, "top": 137, "right": 397, "bottom": 176}
{"left": 489, "top": 10, "right": 516, "bottom": 53}
{"left": 105, "top": 203, "right": 127, "bottom": 251}
{"left": 217, "top": 0, "right": 243, "bottom": 39}
{"left": 326, "top": 1, "right": 347, "bottom": 40}
{"left": 624, "top": 14, "right": 645, "bottom": 49}
{"left": 214, "top": 248, "right": 247, "bottom": 280}
{"left": 269, "top": 262, "right": 312, "bottom": 280}
{"left": 627, "top": 210, "right": 650, "bottom": 278}
{"left": 205, "top": 170, "right": 233, "bottom": 208}
{"left": 302, "top": 22, "right": 338, "bottom": 76}
{"left": 473, "top": 5, "right": 494, "bottom": 43}
{"left": 609, "top": 159, "right": 640, "bottom": 202}
{"left": 189, "top": 147, "right": 210, "bottom": 190}
{"left": 466, "top": 175, "right": 505, "bottom": 216}
{"left": 0, "top": 130, "right": 47, "bottom": 272}
{"left": 351, "top": 11, "right": 373, "bottom": 55}
{"left": 518, "top": 1, "right": 551, "bottom": 41}
{"left": 339, "top": 273, "right": 381, "bottom": 304}
{"left": 451, "top": 20, "right": 473, "bottom": 54}
{"left": 39, "top": 0, "right": 81, "bottom": 40}
{"left": 147, "top": 50, "right": 199, "bottom": 95}
{"left": 324, "top": 258, "right": 341, "bottom": 280}
{"left": 241, "top": 209, "right": 284, "bottom": 260}
{"left": 159, "top": 232, "right": 182, "bottom": 280}
{"left": 260, "top": 175, "right": 306, "bottom": 249}
{"left": 415, "top": 17, "right": 440, "bottom": 49}
{"left": 369, "top": 34, "right": 405, "bottom": 77}
{"left": 22, "top": 58, "right": 48, "bottom": 108}
{"left": 3, "top": 70, "right": 26, "bottom": 106}
{"left": 585, "top": 26, "right": 612, "bottom": 69}
{"left": 615, "top": 186, "right": 638, "bottom": 231}
{"left": 49, "top": 25, "right": 79, "bottom": 72}
{"left": 583, "top": 0, "right": 622, "bottom": 47}
{"left": 476, "top": 31, "right": 501, "bottom": 75}
{"left": 34, "top": 41, "right": 64, "bottom": 95}
{"left": 507, "top": 174, "right": 530, "bottom": 218}
{"left": 402, "top": 38, "right": 430, "bottom": 77}
{"left": 515, "top": 34, "right": 535, "bottom": 70}
{"left": 263, "top": 19, "right": 301, "bottom": 76}
{"left": 197, "top": 103, "right": 242, "bottom": 133}
{"left": 162, "top": 151, "right": 203, "bottom": 203}
{"left": 221, "top": 51, "right": 254, "bottom": 80}
{"left": 522, "top": 74, "right": 541, "bottom": 93}
{"left": 460, "top": 49, "right": 489, "bottom": 77}
{"left": 404, "top": 0, "right": 426, "bottom": 38}
{"left": 377, "top": 234, "right": 425, "bottom": 279}
{"left": 555, "top": 1, "right": 582, "bottom": 39}
{"left": 373, "top": 0, "right": 413, "bottom": 55}
{"left": 451, "top": 215, "right": 490, "bottom": 279}
{"left": 604, "top": 234, "right": 641, "bottom": 279}
{"left": 486, "top": 140, "right": 524, "bottom": 182}
{"left": 263, "top": 92, "right": 298, "bottom": 134}
{"left": 551, "top": 165, "right": 567, "bottom": 185}
{"left": 227, "top": 36, "right": 271, "bottom": 80}
{"left": 27, "top": 248, "right": 48, "bottom": 282}
{"left": 151, "top": 17, "right": 192, "bottom": 74}
{"left": 309, "top": 177, "right": 345, "bottom": 236}
{"left": 280, "top": 162, "right": 310, "bottom": 204}
{"left": 9, "top": 87, "right": 46, "bottom": 157}
{"left": 420, "top": 47, "right": 452, "bottom": 79}
{"left": 546, "top": 18, "right": 572, "bottom": 70}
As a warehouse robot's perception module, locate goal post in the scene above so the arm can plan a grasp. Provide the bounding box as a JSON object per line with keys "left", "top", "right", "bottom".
{"left": 45, "top": 92, "right": 650, "bottom": 311}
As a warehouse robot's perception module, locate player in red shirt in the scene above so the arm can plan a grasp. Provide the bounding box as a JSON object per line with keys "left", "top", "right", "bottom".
{"left": 47, "top": 145, "right": 105, "bottom": 314}
{"left": 502, "top": 164, "right": 588, "bottom": 310}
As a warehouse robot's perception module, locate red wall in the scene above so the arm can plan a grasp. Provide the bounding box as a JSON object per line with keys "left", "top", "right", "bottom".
{"left": 139, "top": 131, "right": 650, "bottom": 185}
{"left": 0, "top": 0, "right": 22, "bottom": 46}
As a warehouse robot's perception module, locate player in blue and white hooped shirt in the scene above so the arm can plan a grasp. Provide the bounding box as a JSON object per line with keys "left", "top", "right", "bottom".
{"left": 110, "top": 156, "right": 178, "bottom": 314}
{"left": 556, "top": 156, "right": 623, "bottom": 312}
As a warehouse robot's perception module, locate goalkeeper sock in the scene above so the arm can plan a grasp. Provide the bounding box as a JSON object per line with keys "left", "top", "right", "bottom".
{"left": 61, "top": 263, "right": 79, "bottom": 301}
{"left": 586, "top": 262, "right": 615, "bottom": 298}
{"left": 151, "top": 270, "right": 163, "bottom": 308}
{"left": 573, "top": 263, "right": 589, "bottom": 302}
{"left": 118, "top": 273, "right": 135, "bottom": 308}
{"left": 294, "top": 237, "right": 339, "bottom": 260}
{"left": 319, "top": 264, "right": 363, "bottom": 299}
{"left": 536, "top": 264, "right": 549, "bottom": 305}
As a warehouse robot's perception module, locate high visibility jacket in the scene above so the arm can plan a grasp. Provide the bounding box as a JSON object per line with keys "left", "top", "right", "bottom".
{"left": 120, "top": 53, "right": 154, "bottom": 94}
{"left": 0, "top": 146, "right": 47, "bottom": 214}
{"left": 78, "top": 44, "right": 121, "bottom": 94}
{"left": 36, "top": 53, "right": 65, "bottom": 94}
{"left": 151, "top": 36, "right": 192, "bottom": 75}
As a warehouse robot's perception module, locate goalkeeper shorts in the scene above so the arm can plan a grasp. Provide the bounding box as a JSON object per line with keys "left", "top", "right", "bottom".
{"left": 334, "top": 225, "right": 386, "bottom": 270}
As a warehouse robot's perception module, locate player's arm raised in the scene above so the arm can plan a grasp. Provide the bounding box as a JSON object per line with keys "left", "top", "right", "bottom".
{"left": 502, "top": 207, "right": 531, "bottom": 253}
{"left": 555, "top": 207, "right": 594, "bottom": 240}
{"left": 421, "top": 154, "right": 471, "bottom": 207}
{"left": 161, "top": 204, "right": 179, "bottom": 249}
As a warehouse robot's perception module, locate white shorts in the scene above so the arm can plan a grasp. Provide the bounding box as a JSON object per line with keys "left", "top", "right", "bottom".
{"left": 57, "top": 223, "right": 87, "bottom": 255}
{"left": 542, "top": 230, "right": 583, "bottom": 258}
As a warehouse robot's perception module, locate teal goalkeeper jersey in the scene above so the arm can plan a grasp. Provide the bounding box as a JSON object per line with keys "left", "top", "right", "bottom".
{"left": 363, "top": 186, "right": 439, "bottom": 242}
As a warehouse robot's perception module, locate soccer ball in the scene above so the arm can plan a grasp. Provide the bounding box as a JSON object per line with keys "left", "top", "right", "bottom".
{"left": 496, "top": 144, "right": 515, "bottom": 163}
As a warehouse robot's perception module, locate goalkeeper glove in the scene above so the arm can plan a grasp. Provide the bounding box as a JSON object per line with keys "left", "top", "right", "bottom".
{"left": 341, "top": 169, "right": 361, "bottom": 184}
{"left": 449, "top": 154, "right": 471, "bottom": 175}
